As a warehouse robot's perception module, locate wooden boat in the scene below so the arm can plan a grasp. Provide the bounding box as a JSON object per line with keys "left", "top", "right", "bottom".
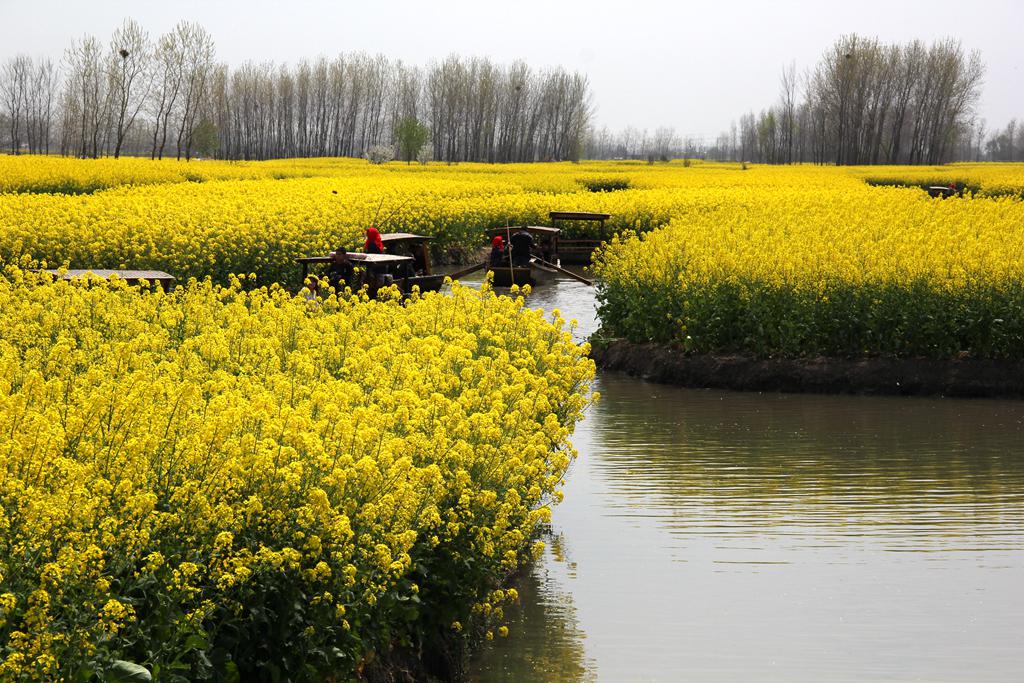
{"left": 548, "top": 211, "right": 612, "bottom": 265}
{"left": 489, "top": 264, "right": 537, "bottom": 288}
{"left": 454, "top": 217, "right": 596, "bottom": 287}
{"left": 297, "top": 252, "right": 414, "bottom": 297}
{"left": 297, "top": 232, "right": 447, "bottom": 296}
{"left": 485, "top": 214, "right": 613, "bottom": 267}
{"left": 485, "top": 225, "right": 561, "bottom": 287}
{"left": 487, "top": 258, "right": 567, "bottom": 288}
{"left": 486, "top": 225, "right": 561, "bottom": 263}
{"left": 44, "top": 268, "right": 176, "bottom": 291}
{"left": 379, "top": 232, "right": 445, "bottom": 293}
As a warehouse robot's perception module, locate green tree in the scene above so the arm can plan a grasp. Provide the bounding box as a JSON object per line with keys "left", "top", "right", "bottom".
{"left": 191, "top": 118, "right": 219, "bottom": 159}
{"left": 394, "top": 116, "right": 429, "bottom": 163}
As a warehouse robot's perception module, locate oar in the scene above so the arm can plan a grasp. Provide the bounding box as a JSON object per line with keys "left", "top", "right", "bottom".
{"left": 504, "top": 219, "right": 515, "bottom": 287}
{"left": 377, "top": 196, "right": 413, "bottom": 231}
{"left": 531, "top": 255, "right": 594, "bottom": 286}
{"left": 369, "top": 195, "right": 386, "bottom": 226}
{"left": 448, "top": 262, "right": 487, "bottom": 280}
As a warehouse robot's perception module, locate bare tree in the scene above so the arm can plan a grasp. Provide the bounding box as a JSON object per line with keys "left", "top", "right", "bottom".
{"left": 1010, "top": 119, "right": 1018, "bottom": 162}
{"left": 779, "top": 62, "right": 798, "bottom": 163}
{"left": 108, "top": 19, "right": 151, "bottom": 158}
{"left": 985, "top": 119, "right": 1018, "bottom": 161}
{"left": 1, "top": 55, "right": 31, "bottom": 153}
{"left": 649, "top": 126, "right": 678, "bottom": 160}
{"left": 28, "top": 58, "right": 57, "bottom": 153}
{"left": 973, "top": 118, "right": 987, "bottom": 161}
{"left": 174, "top": 21, "right": 215, "bottom": 160}
{"left": 149, "top": 30, "right": 184, "bottom": 159}
{"left": 62, "top": 35, "right": 108, "bottom": 158}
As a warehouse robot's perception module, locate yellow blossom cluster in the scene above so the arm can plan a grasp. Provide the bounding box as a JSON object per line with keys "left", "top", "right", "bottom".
{"left": 593, "top": 179, "right": 1024, "bottom": 357}
{"left": 0, "top": 272, "right": 595, "bottom": 680}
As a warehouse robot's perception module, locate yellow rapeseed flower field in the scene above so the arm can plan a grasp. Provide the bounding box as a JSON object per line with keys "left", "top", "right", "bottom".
{"left": 3, "top": 154, "right": 1024, "bottom": 676}
{"left": 3, "top": 155, "right": 1023, "bottom": 289}
{"left": 4, "top": 155, "right": 1024, "bottom": 358}
{"left": 0, "top": 271, "right": 595, "bottom": 679}
{"left": 593, "top": 178, "right": 1024, "bottom": 358}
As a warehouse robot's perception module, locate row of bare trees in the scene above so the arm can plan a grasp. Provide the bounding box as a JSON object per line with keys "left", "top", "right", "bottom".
{"left": 0, "top": 18, "right": 591, "bottom": 162}
{"left": 584, "top": 35, "right": 1000, "bottom": 165}
{"left": 208, "top": 54, "right": 590, "bottom": 162}
{"left": 0, "top": 55, "right": 58, "bottom": 154}
{"left": 584, "top": 126, "right": 709, "bottom": 161}
{"left": 2, "top": 20, "right": 217, "bottom": 160}
{"left": 710, "top": 35, "right": 986, "bottom": 165}
{"left": 982, "top": 119, "right": 1019, "bottom": 161}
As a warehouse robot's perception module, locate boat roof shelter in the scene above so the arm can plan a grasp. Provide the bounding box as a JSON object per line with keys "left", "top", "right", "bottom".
{"left": 926, "top": 186, "right": 956, "bottom": 198}
{"left": 345, "top": 253, "right": 413, "bottom": 267}
{"left": 549, "top": 211, "right": 611, "bottom": 222}
{"left": 296, "top": 253, "right": 413, "bottom": 265}
{"left": 487, "top": 226, "right": 561, "bottom": 238}
{"left": 380, "top": 232, "right": 434, "bottom": 245}
{"left": 296, "top": 252, "right": 414, "bottom": 282}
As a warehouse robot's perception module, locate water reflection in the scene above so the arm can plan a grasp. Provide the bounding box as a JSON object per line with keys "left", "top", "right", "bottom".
{"left": 592, "top": 383, "right": 1024, "bottom": 550}
{"left": 470, "top": 275, "right": 1024, "bottom": 683}
{"left": 466, "top": 533, "right": 595, "bottom": 683}
{"left": 518, "top": 275, "right": 600, "bottom": 343}
{"left": 443, "top": 267, "right": 600, "bottom": 344}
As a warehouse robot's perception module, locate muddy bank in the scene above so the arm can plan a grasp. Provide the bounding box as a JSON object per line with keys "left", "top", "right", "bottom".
{"left": 590, "top": 339, "right": 1024, "bottom": 398}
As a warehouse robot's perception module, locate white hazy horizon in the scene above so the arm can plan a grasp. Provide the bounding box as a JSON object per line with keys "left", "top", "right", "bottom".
{"left": 1, "top": 0, "right": 1020, "bottom": 138}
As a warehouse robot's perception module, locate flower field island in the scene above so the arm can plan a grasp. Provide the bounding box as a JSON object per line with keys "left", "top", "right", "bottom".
{"left": 0, "top": 272, "right": 595, "bottom": 680}
{"left": 591, "top": 164, "right": 1024, "bottom": 364}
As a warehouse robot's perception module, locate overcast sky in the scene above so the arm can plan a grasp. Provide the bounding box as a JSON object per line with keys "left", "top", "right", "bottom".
{"left": 1, "top": 0, "right": 1020, "bottom": 139}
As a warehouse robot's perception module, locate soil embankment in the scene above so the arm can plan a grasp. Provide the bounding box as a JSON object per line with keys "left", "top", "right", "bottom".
{"left": 590, "top": 339, "right": 1024, "bottom": 398}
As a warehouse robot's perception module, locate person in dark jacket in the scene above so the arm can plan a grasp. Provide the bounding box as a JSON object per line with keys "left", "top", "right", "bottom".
{"left": 327, "top": 249, "right": 354, "bottom": 291}
{"left": 509, "top": 228, "right": 534, "bottom": 267}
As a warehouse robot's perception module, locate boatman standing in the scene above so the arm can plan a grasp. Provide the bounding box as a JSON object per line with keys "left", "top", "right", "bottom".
{"left": 509, "top": 228, "right": 534, "bottom": 267}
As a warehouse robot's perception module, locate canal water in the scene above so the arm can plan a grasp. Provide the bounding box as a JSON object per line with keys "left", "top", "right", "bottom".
{"left": 464, "top": 272, "right": 1024, "bottom": 682}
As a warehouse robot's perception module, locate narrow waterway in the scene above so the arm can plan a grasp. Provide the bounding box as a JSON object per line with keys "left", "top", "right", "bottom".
{"left": 465, "top": 272, "right": 1024, "bottom": 682}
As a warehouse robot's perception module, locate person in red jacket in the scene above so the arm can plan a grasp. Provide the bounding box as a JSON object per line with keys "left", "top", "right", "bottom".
{"left": 364, "top": 226, "right": 384, "bottom": 254}
{"left": 489, "top": 235, "right": 507, "bottom": 267}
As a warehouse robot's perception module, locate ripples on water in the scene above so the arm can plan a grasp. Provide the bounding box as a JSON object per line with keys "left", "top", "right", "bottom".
{"left": 466, "top": 273, "right": 1024, "bottom": 682}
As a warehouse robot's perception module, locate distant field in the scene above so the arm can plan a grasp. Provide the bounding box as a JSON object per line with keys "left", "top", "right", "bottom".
{"left": 2, "top": 155, "right": 1024, "bottom": 305}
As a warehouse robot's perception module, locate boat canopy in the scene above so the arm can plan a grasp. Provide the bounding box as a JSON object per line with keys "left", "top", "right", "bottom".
{"left": 380, "top": 232, "right": 434, "bottom": 244}
{"left": 549, "top": 211, "right": 611, "bottom": 221}
{"left": 486, "top": 225, "right": 561, "bottom": 237}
